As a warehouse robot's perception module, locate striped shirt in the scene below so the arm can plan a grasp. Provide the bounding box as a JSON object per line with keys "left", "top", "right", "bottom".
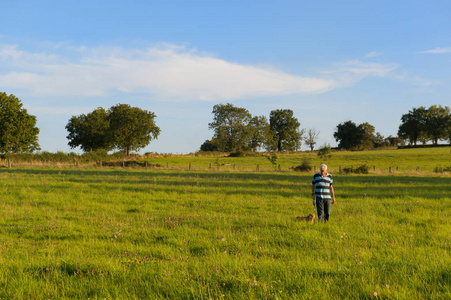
{"left": 312, "top": 172, "right": 333, "bottom": 200}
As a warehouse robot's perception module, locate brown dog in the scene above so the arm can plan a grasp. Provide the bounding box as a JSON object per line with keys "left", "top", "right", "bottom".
{"left": 295, "top": 214, "right": 315, "bottom": 223}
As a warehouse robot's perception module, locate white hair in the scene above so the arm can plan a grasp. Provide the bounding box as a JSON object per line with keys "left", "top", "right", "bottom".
{"left": 320, "top": 164, "right": 327, "bottom": 171}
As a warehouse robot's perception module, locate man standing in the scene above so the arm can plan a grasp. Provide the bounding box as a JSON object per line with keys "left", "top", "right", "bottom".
{"left": 311, "top": 164, "right": 335, "bottom": 221}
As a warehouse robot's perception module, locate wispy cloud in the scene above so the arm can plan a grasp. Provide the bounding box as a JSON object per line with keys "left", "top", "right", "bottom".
{"left": 364, "top": 51, "right": 383, "bottom": 58}
{"left": 417, "top": 47, "right": 451, "bottom": 54}
{"left": 322, "top": 60, "right": 399, "bottom": 86}
{"left": 0, "top": 44, "right": 336, "bottom": 101}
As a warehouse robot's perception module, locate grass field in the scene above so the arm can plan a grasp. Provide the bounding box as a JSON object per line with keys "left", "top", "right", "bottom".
{"left": 3, "top": 146, "right": 451, "bottom": 174}
{"left": 140, "top": 147, "right": 451, "bottom": 174}
{"left": 0, "top": 160, "right": 449, "bottom": 298}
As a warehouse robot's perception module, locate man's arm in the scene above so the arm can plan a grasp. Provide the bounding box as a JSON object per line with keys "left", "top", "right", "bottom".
{"left": 311, "top": 184, "right": 316, "bottom": 206}
{"left": 331, "top": 186, "right": 335, "bottom": 204}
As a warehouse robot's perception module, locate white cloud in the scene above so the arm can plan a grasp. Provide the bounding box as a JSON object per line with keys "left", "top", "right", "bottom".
{"left": 417, "top": 47, "right": 451, "bottom": 54}
{"left": 364, "top": 51, "right": 383, "bottom": 58}
{"left": 0, "top": 44, "right": 336, "bottom": 101}
{"left": 322, "top": 60, "right": 399, "bottom": 86}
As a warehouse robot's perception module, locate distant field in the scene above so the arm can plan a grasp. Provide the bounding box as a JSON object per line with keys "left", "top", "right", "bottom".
{"left": 138, "top": 147, "right": 451, "bottom": 173}
{"left": 0, "top": 168, "right": 449, "bottom": 299}
{"left": 3, "top": 147, "right": 450, "bottom": 175}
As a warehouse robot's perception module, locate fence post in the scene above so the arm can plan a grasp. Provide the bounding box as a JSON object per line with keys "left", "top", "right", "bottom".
{"left": 122, "top": 161, "right": 125, "bottom": 168}
{"left": 278, "top": 164, "right": 281, "bottom": 171}
{"left": 373, "top": 165, "right": 375, "bottom": 172}
{"left": 417, "top": 166, "right": 419, "bottom": 172}
{"left": 389, "top": 167, "right": 391, "bottom": 173}
{"left": 189, "top": 163, "right": 191, "bottom": 170}
{"left": 257, "top": 164, "right": 259, "bottom": 171}
{"left": 209, "top": 163, "right": 211, "bottom": 169}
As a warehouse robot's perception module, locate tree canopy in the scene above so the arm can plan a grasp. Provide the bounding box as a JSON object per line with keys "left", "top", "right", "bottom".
{"left": 66, "top": 104, "right": 160, "bottom": 156}
{"left": 333, "top": 121, "right": 364, "bottom": 150}
{"left": 0, "top": 92, "right": 40, "bottom": 154}
{"left": 334, "top": 121, "right": 388, "bottom": 150}
{"left": 206, "top": 104, "right": 303, "bottom": 153}
{"left": 397, "top": 107, "right": 428, "bottom": 146}
{"left": 269, "top": 109, "right": 303, "bottom": 152}
{"left": 107, "top": 104, "right": 160, "bottom": 156}
{"left": 424, "top": 105, "right": 450, "bottom": 145}
{"left": 66, "top": 107, "right": 111, "bottom": 152}
{"left": 208, "top": 103, "right": 253, "bottom": 153}
{"left": 398, "top": 105, "right": 450, "bottom": 145}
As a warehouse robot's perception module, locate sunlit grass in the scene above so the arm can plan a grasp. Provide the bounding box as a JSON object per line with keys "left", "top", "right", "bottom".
{"left": 138, "top": 147, "right": 451, "bottom": 173}
{"left": 0, "top": 168, "right": 449, "bottom": 299}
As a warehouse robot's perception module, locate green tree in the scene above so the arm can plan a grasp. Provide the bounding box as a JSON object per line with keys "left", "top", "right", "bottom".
{"left": 0, "top": 92, "right": 40, "bottom": 154}
{"left": 269, "top": 109, "right": 303, "bottom": 152}
{"left": 423, "top": 105, "right": 450, "bottom": 145}
{"left": 107, "top": 104, "right": 160, "bottom": 156}
{"left": 66, "top": 107, "right": 111, "bottom": 152}
{"left": 398, "top": 107, "right": 428, "bottom": 146}
{"left": 374, "top": 132, "right": 389, "bottom": 148}
{"left": 208, "top": 103, "right": 252, "bottom": 152}
{"left": 333, "top": 120, "right": 364, "bottom": 150}
{"left": 200, "top": 139, "right": 218, "bottom": 152}
{"left": 446, "top": 112, "right": 451, "bottom": 143}
{"left": 358, "top": 122, "right": 376, "bottom": 149}
{"left": 248, "top": 115, "right": 269, "bottom": 152}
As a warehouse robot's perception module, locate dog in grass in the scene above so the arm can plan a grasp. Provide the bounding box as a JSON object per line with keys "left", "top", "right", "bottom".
{"left": 295, "top": 214, "right": 315, "bottom": 223}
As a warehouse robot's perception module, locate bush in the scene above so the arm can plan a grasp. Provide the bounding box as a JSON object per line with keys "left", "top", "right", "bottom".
{"left": 228, "top": 152, "right": 261, "bottom": 157}
{"left": 266, "top": 153, "right": 278, "bottom": 166}
{"left": 354, "top": 164, "right": 369, "bottom": 174}
{"left": 342, "top": 164, "right": 369, "bottom": 174}
{"left": 291, "top": 158, "right": 312, "bottom": 172}
{"left": 317, "top": 145, "right": 332, "bottom": 160}
{"left": 434, "top": 166, "right": 451, "bottom": 173}
{"left": 229, "top": 151, "right": 245, "bottom": 157}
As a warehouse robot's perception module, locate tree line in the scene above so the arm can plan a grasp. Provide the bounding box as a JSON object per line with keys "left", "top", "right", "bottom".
{"left": 397, "top": 105, "right": 450, "bottom": 146}
{"left": 0, "top": 92, "right": 450, "bottom": 156}
{"left": 201, "top": 103, "right": 304, "bottom": 153}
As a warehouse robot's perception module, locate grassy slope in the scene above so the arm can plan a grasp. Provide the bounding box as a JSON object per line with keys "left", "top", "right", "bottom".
{"left": 139, "top": 147, "right": 451, "bottom": 173}
{"left": 0, "top": 168, "right": 449, "bottom": 299}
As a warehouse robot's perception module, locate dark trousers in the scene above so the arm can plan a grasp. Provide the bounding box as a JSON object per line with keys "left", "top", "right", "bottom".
{"left": 316, "top": 197, "right": 331, "bottom": 221}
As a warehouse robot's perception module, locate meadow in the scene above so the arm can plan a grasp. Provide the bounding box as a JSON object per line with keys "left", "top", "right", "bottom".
{"left": 0, "top": 148, "right": 449, "bottom": 299}
{"left": 142, "top": 147, "right": 451, "bottom": 174}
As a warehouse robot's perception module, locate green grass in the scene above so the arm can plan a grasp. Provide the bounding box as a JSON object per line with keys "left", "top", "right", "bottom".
{"left": 0, "top": 167, "right": 449, "bottom": 299}
{"left": 135, "top": 147, "right": 451, "bottom": 173}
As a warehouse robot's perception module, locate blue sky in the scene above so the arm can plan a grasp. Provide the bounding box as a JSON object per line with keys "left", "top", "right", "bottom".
{"left": 1, "top": 0, "right": 450, "bottom": 153}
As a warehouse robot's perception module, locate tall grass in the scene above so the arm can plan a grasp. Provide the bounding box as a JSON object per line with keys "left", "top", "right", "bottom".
{"left": 0, "top": 168, "right": 449, "bottom": 299}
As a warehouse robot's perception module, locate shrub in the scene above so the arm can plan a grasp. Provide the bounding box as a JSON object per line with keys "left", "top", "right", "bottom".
{"left": 342, "top": 164, "right": 369, "bottom": 174}
{"left": 434, "top": 166, "right": 451, "bottom": 173}
{"left": 229, "top": 151, "right": 245, "bottom": 157}
{"left": 354, "top": 164, "right": 369, "bottom": 174}
{"left": 266, "top": 153, "right": 278, "bottom": 166}
{"left": 291, "top": 158, "right": 312, "bottom": 172}
{"left": 317, "top": 145, "right": 332, "bottom": 160}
